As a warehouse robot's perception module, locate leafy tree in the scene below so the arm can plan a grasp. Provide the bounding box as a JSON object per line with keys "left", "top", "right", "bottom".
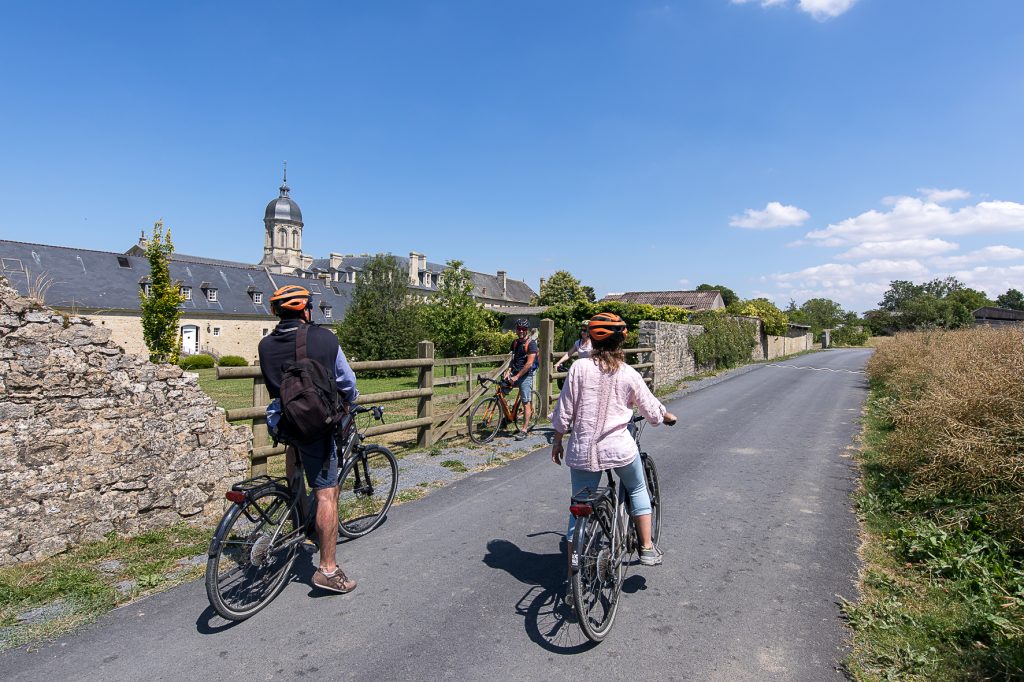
{"left": 139, "top": 220, "right": 184, "bottom": 364}
{"left": 337, "top": 254, "right": 422, "bottom": 365}
{"left": 537, "top": 270, "right": 589, "bottom": 306}
{"left": 581, "top": 285, "right": 597, "bottom": 304}
{"left": 727, "top": 298, "right": 788, "bottom": 336}
{"left": 421, "top": 260, "right": 490, "bottom": 357}
{"left": 996, "top": 288, "right": 1024, "bottom": 311}
{"left": 696, "top": 283, "right": 739, "bottom": 307}
{"left": 689, "top": 312, "right": 757, "bottom": 368}
{"left": 875, "top": 278, "right": 991, "bottom": 332}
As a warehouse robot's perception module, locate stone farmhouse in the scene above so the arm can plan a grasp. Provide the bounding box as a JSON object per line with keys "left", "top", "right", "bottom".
{"left": 601, "top": 290, "right": 726, "bottom": 311}
{"left": 0, "top": 173, "right": 535, "bottom": 362}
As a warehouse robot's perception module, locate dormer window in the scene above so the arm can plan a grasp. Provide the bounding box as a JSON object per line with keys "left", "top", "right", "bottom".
{"left": 180, "top": 286, "right": 192, "bottom": 301}
{"left": 252, "top": 292, "right": 263, "bottom": 305}
{"left": 323, "top": 306, "right": 333, "bottom": 319}
{"left": 142, "top": 284, "right": 152, "bottom": 296}
{"left": 424, "top": 272, "right": 432, "bottom": 287}
{"left": 206, "top": 288, "right": 218, "bottom": 302}
{"left": 117, "top": 256, "right": 132, "bottom": 268}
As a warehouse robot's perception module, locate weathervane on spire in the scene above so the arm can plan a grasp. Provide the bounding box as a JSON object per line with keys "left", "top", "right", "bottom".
{"left": 280, "top": 160, "right": 290, "bottom": 196}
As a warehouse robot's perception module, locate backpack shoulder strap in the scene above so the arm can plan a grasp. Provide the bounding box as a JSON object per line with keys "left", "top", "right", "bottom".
{"left": 295, "top": 324, "right": 309, "bottom": 361}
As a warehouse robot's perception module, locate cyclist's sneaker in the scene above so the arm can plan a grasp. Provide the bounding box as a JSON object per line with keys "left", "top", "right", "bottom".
{"left": 639, "top": 544, "right": 664, "bottom": 566}
{"left": 514, "top": 430, "right": 529, "bottom": 441}
{"left": 313, "top": 567, "right": 357, "bottom": 594}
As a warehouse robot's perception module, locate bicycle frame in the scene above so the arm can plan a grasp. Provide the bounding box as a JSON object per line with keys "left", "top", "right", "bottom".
{"left": 479, "top": 377, "right": 525, "bottom": 423}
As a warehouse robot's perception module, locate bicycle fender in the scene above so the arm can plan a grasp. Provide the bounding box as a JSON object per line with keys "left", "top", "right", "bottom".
{"left": 207, "top": 504, "right": 241, "bottom": 556}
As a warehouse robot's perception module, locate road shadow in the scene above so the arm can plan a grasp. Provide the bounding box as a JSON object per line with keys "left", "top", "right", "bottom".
{"left": 482, "top": 535, "right": 597, "bottom": 654}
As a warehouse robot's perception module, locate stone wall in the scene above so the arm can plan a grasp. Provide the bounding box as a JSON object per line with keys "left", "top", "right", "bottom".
{"left": 638, "top": 320, "right": 711, "bottom": 390}
{"left": 765, "top": 332, "right": 814, "bottom": 359}
{"left": 0, "top": 277, "right": 251, "bottom": 567}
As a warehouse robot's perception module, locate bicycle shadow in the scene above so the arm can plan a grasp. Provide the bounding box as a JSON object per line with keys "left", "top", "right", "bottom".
{"left": 482, "top": 534, "right": 597, "bottom": 654}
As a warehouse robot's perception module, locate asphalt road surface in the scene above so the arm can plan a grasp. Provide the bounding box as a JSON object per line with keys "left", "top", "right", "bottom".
{"left": 0, "top": 349, "right": 871, "bottom": 681}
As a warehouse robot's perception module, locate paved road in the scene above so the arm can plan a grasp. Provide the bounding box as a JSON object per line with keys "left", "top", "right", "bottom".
{"left": 0, "top": 349, "right": 871, "bottom": 681}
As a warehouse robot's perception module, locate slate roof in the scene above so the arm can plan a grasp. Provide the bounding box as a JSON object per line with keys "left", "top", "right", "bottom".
{"left": 974, "top": 306, "right": 1024, "bottom": 323}
{"left": 0, "top": 239, "right": 276, "bottom": 317}
{"left": 265, "top": 272, "right": 354, "bottom": 325}
{"left": 601, "top": 290, "right": 725, "bottom": 310}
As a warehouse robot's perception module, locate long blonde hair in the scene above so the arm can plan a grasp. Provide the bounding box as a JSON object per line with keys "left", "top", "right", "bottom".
{"left": 590, "top": 335, "right": 625, "bottom": 373}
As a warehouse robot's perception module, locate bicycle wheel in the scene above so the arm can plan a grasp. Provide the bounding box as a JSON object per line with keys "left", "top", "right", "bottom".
{"left": 337, "top": 444, "right": 399, "bottom": 538}
{"left": 642, "top": 453, "right": 661, "bottom": 545}
{"left": 468, "top": 396, "right": 503, "bottom": 444}
{"left": 513, "top": 389, "right": 541, "bottom": 432}
{"left": 205, "top": 488, "right": 299, "bottom": 621}
{"left": 570, "top": 501, "right": 621, "bottom": 642}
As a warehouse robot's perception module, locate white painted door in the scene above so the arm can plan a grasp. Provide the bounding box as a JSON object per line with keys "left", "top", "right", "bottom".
{"left": 181, "top": 325, "right": 198, "bottom": 355}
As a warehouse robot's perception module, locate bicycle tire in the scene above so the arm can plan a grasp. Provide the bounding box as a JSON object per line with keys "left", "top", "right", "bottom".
{"left": 512, "top": 389, "right": 540, "bottom": 432}
{"left": 468, "top": 396, "right": 503, "bottom": 444}
{"left": 205, "top": 488, "right": 299, "bottom": 621}
{"left": 641, "top": 453, "right": 661, "bottom": 545}
{"left": 570, "top": 500, "right": 621, "bottom": 642}
{"left": 337, "top": 444, "right": 399, "bottom": 538}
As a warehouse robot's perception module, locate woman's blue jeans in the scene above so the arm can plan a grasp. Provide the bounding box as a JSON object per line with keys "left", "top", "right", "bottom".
{"left": 566, "top": 454, "right": 651, "bottom": 541}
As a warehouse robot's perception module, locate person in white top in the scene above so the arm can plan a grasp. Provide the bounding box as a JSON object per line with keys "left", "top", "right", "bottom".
{"left": 551, "top": 312, "right": 677, "bottom": 566}
{"left": 553, "top": 321, "right": 592, "bottom": 373}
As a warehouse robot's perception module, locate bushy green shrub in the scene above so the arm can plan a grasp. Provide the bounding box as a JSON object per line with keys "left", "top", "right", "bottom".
{"left": 178, "top": 353, "right": 215, "bottom": 370}
{"left": 472, "top": 330, "right": 516, "bottom": 356}
{"left": 832, "top": 324, "right": 870, "bottom": 346}
{"left": 689, "top": 312, "right": 757, "bottom": 369}
{"left": 218, "top": 355, "right": 248, "bottom": 367}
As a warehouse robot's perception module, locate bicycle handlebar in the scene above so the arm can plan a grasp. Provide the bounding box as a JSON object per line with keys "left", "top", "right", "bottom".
{"left": 632, "top": 413, "right": 677, "bottom": 426}
{"left": 352, "top": 404, "right": 385, "bottom": 422}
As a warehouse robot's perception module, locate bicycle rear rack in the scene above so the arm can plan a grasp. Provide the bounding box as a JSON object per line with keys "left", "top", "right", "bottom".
{"left": 570, "top": 486, "right": 614, "bottom": 516}
{"left": 226, "top": 475, "right": 288, "bottom": 503}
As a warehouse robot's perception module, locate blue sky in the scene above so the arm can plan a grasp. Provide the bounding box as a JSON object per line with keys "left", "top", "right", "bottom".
{"left": 2, "top": 0, "right": 1022, "bottom": 313}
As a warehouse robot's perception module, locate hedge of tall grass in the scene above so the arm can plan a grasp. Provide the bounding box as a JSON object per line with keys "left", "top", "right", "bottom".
{"left": 867, "top": 327, "right": 1023, "bottom": 549}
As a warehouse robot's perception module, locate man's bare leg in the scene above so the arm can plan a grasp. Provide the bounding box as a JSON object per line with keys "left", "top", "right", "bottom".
{"left": 314, "top": 485, "right": 338, "bottom": 573}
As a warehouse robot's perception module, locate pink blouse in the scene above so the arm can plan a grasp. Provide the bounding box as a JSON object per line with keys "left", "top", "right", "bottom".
{"left": 551, "top": 358, "right": 668, "bottom": 472}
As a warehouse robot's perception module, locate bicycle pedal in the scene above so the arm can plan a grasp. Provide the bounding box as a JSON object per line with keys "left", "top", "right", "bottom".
{"left": 301, "top": 538, "right": 319, "bottom": 553}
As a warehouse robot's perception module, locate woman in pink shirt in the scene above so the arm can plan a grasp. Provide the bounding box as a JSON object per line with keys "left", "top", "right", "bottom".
{"left": 551, "top": 312, "right": 677, "bottom": 565}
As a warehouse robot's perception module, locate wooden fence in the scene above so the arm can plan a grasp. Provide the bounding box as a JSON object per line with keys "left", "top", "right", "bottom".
{"left": 219, "top": 318, "right": 656, "bottom": 473}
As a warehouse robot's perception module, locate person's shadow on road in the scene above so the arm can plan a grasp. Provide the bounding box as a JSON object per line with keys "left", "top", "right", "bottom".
{"left": 482, "top": 534, "right": 597, "bottom": 654}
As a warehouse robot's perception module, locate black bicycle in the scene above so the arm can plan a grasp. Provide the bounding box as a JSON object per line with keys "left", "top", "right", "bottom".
{"left": 567, "top": 414, "right": 668, "bottom": 641}
{"left": 204, "top": 405, "right": 398, "bottom": 621}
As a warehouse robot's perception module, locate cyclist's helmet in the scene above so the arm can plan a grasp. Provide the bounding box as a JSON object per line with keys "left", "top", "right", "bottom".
{"left": 588, "top": 312, "right": 626, "bottom": 343}
{"left": 269, "top": 285, "right": 312, "bottom": 314}
{"left": 515, "top": 318, "right": 529, "bottom": 330}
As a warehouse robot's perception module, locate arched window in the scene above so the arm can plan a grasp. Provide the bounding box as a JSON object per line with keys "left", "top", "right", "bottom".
{"left": 291, "top": 230, "right": 299, "bottom": 249}
{"left": 277, "top": 228, "right": 286, "bottom": 248}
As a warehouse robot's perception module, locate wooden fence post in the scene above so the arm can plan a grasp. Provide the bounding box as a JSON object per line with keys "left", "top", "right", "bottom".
{"left": 538, "top": 319, "right": 554, "bottom": 419}
{"left": 251, "top": 376, "right": 269, "bottom": 476}
{"left": 417, "top": 340, "right": 435, "bottom": 447}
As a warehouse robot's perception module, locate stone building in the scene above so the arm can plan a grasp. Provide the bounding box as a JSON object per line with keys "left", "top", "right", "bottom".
{"left": 0, "top": 170, "right": 535, "bottom": 361}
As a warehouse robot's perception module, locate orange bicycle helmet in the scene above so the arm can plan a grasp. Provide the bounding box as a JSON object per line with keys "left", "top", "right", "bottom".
{"left": 269, "top": 284, "right": 312, "bottom": 313}
{"left": 588, "top": 312, "right": 626, "bottom": 342}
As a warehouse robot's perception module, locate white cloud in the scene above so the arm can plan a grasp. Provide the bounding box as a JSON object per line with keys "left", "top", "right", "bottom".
{"left": 953, "top": 264, "right": 1024, "bottom": 300}
{"left": 797, "top": 0, "right": 858, "bottom": 20}
{"left": 678, "top": 278, "right": 690, "bottom": 286}
{"left": 731, "top": 0, "right": 858, "bottom": 20}
{"left": 730, "top": 201, "right": 810, "bottom": 229}
{"left": 931, "top": 245, "right": 1024, "bottom": 269}
{"left": 806, "top": 196, "right": 1024, "bottom": 247}
{"left": 918, "top": 187, "right": 971, "bottom": 203}
{"left": 838, "top": 238, "right": 959, "bottom": 260}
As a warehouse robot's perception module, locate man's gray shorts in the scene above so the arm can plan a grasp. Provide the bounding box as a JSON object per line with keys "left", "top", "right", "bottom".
{"left": 512, "top": 370, "right": 534, "bottom": 400}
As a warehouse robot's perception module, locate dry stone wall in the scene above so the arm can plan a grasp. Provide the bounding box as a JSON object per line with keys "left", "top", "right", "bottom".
{"left": 0, "top": 277, "right": 251, "bottom": 567}
{"left": 638, "top": 321, "right": 711, "bottom": 390}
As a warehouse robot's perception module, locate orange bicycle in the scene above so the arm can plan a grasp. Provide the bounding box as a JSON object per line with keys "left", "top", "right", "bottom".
{"left": 467, "top": 376, "right": 541, "bottom": 444}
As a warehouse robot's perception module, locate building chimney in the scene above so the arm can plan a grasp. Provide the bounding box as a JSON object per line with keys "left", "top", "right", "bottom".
{"left": 329, "top": 252, "right": 343, "bottom": 269}
{"left": 408, "top": 252, "right": 420, "bottom": 285}
{"left": 539, "top": 277, "right": 546, "bottom": 293}
{"left": 497, "top": 270, "right": 507, "bottom": 298}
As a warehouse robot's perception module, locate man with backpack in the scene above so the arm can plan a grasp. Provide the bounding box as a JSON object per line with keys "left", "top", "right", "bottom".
{"left": 258, "top": 284, "right": 359, "bottom": 594}
{"left": 504, "top": 318, "right": 538, "bottom": 440}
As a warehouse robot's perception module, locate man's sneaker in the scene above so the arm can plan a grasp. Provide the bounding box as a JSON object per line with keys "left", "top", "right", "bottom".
{"left": 313, "top": 567, "right": 357, "bottom": 594}
{"left": 639, "top": 544, "right": 664, "bottom": 566}
{"left": 514, "top": 430, "right": 529, "bottom": 441}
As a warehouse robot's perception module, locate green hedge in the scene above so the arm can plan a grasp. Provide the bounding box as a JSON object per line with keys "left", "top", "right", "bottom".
{"left": 689, "top": 312, "right": 757, "bottom": 369}
{"left": 218, "top": 355, "right": 248, "bottom": 367}
{"left": 178, "top": 354, "right": 215, "bottom": 370}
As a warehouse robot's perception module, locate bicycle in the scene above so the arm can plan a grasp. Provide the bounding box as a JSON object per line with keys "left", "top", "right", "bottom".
{"left": 467, "top": 375, "right": 541, "bottom": 444}
{"left": 204, "top": 404, "right": 399, "bottom": 621}
{"left": 567, "top": 413, "right": 671, "bottom": 642}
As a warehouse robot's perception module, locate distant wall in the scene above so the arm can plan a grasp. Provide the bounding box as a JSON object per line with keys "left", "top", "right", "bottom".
{"left": 85, "top": 312, "right": 274, "bottom": 363}
{"left": 638, "top": 321, "right": 710, "bottom": 390}
{"left": 0, "top": 277, "right": 251, "bottom": 567}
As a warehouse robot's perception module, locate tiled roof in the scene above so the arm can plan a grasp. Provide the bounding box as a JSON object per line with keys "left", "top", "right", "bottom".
{"left": 0, "top": 239, "right": 276, "bottom": 317}
{"left": 600, "top": 290, "right": 725, "bottom": 310}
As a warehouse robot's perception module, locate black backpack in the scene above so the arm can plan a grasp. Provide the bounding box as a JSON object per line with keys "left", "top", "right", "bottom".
{"left": 277, "top": 325, "right": 345, "bottom": 444}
